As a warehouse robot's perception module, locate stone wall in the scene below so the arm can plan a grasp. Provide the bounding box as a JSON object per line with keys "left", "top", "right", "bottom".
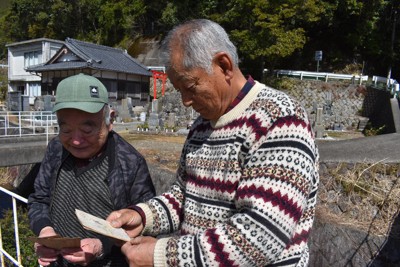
{"left": 309, "top": 162, "right": 400, "bottom": 266}
{"left": 277, "top": 78, "right": 366, "bottom": 131}
{"left": 361, "top": 86, "right": 396, "bottom": 133}
{"left": 150, "top": 77, "right": 368, "bottom": 133}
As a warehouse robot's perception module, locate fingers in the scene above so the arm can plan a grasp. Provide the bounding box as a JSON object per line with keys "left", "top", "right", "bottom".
{"left": 130, "top": 236, "right": 143, "bottom": 245}
{"left": 36, "top": 245, "right": 58, "bottom": 266}
{"left": 39, "top": 226, "right": 58, "bottom": 238}
{"left": 120, "top": 236, "right": 156, "bottom": 266}
{"left": 60, "top": 238, "right": 101, "bottom": 265}
{"left": 35, "top": 243, "right": 59, "bottom": 259}
{"left": 38, "top": 257, "right": 57, "bottom": 266}
{"left": 108, "top": 209, "right": 139, "bottom": 228}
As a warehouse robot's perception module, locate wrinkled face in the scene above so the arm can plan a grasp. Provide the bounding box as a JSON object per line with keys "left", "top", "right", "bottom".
{"left": 57, "top": 108, "right": 111, "bottom": 159}
{"left": 167, "top": 51, "right": 234, "bottom": 121}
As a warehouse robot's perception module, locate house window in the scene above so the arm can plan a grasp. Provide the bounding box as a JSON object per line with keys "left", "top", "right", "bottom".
{"left": 126, "top": 82, "right": 141, "bottom": 99}
{"left": 24, "top": 51, "right": 42, "bottom": 67}
{"left": 17, "top": 85, "right": 25, "bottom": 94}
{"left": 28, "top": 82, "right": 41, "bottom": 97}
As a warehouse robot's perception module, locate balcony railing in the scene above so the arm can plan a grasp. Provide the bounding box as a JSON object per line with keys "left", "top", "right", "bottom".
{"left": 0, "top": 111, "right": 58, "bottom": 143}
{"left": 0, "top": 187, "right": 28, "bottom": 267}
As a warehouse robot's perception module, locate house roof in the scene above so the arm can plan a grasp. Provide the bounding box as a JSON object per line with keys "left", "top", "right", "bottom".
{"left": 27, "top": 38, "right": 152, "bottom": 76}
{"left": 6, "top": 37, "right": 65, "bottom": 47}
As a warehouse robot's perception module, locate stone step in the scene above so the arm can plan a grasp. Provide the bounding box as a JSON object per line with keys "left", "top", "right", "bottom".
{"left": 357, "top": 117, "right": 369, "bottom": 131}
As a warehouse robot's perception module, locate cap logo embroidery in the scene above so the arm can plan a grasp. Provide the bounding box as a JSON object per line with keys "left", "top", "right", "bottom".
{"left": 90, "top": 86, "right": 99, "bottom": 98}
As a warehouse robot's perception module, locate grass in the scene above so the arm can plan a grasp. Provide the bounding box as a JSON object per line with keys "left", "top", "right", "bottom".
{"left": 120, "top": 132, "right": 186, "bottom": 144}
{"left": 324, "top": 130, "right": 365, "bottom": 140}
{"left": 319, "top": 161, "right": 400, "bottom": 235}
{"left": 119, "top": 132, "right": 185, "bottom": 172}
{"left": 0, "top": 167, "right": 14, "bottom": 190}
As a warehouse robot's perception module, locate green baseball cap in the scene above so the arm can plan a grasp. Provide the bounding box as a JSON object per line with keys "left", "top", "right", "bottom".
{"left": 53, "top": 73, "right": 109, "bottom": 113}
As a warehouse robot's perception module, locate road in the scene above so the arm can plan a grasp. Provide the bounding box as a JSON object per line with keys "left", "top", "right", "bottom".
{"left": 317, "top": 133, "right": 400, "bottom": 163}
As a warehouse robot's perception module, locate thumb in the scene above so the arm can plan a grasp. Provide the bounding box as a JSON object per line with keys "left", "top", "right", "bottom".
{"left": 130, "top": 236, "right": 143, "bottom": 245}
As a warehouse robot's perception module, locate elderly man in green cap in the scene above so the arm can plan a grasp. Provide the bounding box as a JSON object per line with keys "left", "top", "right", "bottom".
{"left": 28, "top": 73, "right": 155, "bottom": 267}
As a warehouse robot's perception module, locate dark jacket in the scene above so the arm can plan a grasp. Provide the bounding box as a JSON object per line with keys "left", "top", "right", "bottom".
{"left": 28, "top": 131, "right": 155, "bottom": 236}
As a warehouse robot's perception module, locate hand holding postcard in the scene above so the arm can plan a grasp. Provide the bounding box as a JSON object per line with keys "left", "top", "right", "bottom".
{"left": 28, "top": 236, "right": 81, "bottom": 250}
{"left": 75, "top": 209, "right": 131, "bottom": 242}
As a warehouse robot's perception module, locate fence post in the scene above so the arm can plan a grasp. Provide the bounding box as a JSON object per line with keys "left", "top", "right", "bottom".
{"left": 12, "top": 198, "right": 22, "bottom": 265}
{"left": 18, "top": 112, "right": 21, "bottom": 137}
{"left": 0, "top": 225, "right": 4, "bottom": 267}
{"left": 4, "top": 112, "right": 10, "bottom": 136}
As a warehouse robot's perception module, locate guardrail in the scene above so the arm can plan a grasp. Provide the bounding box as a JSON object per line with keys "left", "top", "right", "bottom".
{"left": 0, "top": 111, "right": 58, "bottom": 142}
{"left": 0, "top": 187, "right": 28, "bottom": 267}
{"left": 276, "top": 70, "right": 369, "bottom": 83}
{"left": 371, "top": 75, "right": 400, "bottom": 96}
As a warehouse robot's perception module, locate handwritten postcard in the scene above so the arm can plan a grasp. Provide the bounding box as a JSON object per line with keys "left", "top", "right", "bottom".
{"left": 75, "top": 209, "right": 131, "bottom": 242}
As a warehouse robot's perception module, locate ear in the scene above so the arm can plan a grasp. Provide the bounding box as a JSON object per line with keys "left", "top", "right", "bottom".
{"left": 108, "top": 109, "right": 116, "bottom": 131}
{"left": 213, "top": 52, "right": 234, "bottom": 79}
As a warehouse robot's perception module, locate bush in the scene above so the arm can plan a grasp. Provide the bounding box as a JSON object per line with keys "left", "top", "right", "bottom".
{"left": 265, "top": 76, "right": 298, "bottom": 94}
{"left": 0, "top": 67, "right": 7, "bottom": 101}
{"left": 0, "top": 207, "right": 38, "bottom": 266}
{"left": 363, "top": 122, "right": 386, "bottom": 136}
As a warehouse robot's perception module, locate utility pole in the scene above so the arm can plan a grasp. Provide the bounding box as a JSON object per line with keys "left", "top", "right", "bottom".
{"left": 387, "top": 6, "right": 398, "bottom": 88}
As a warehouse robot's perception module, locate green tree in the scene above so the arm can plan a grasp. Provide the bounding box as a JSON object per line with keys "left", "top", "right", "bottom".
{"left": 0, "top": 66, "right": 7, "bottom": 101}
{"left": 212, "top": 0, "right": 329, "bottom": 78}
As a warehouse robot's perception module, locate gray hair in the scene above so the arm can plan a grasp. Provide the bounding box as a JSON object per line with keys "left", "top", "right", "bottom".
{"left": 160, "top": 19, "right": 239, "bottom": 73}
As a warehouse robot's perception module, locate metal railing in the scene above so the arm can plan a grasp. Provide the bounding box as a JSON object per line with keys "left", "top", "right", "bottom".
{"left": 276, "top": 69, "right": 369, "bottom": 83}
{"left": 0, "top": 111, "right": 58, "bottom": 142}
{"left": 371, "top": 75, "right": 400, "bottom": 98}
{"left": 0, "top": 187, "right": 28, "bottom": 267}
{"left": 0, "top": 111, "right": 55, "bottom": 266}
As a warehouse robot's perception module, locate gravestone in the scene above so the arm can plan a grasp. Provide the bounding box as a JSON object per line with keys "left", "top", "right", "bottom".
{"left": 314, "top": 107, "right": 325, "bottom": 138}
{"left": 152, "top": 99, "right": 162, "bottom": 113}
{"left": 166, "top": 112, "right": 176, "bottom": 129}
{"left": 333, "top": 122, "right": 343, "bottom": 131}
{"left": 148, "top": 112, "right": 160, "bottom": 130}
{"left": 148, "top": 99, "right": 164, "bottom": 130}
{"left": 119, "top": 98, "right": 132, "bottom": 122}
{"left": 44, "top": 95, "right": 53, "bottom": 111}
{"left": 34, "top": 97, "right": 44, "bottom": 111}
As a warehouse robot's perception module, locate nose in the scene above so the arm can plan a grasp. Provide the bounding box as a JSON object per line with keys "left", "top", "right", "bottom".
{"left": 70, "top": 130, "right": 85, "bottom": 145}
{"left": 181, "top": 91, "right": 193, "bottom": 107}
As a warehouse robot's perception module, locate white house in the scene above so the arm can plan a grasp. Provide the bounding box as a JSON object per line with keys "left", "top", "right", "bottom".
{"left": 6, "top": 38, "right": 65, "bottom": 106}
{"left": 6, "top": 37, "right": 153, "bottom": 112}
{"left": 27, "top": 38, "right": 152, "bottom": 109}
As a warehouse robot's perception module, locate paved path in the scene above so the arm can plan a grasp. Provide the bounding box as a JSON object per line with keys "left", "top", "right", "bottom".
{"left": 317, "top": 133, "right": 400, "bottom": 164}
{"left": 1, "top": 132, "right": 400, "bottom": 167}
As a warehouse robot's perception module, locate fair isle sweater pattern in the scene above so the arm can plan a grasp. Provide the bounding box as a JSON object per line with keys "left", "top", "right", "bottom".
{"left": 139, "top": 81, "right": 320, "bottom": 267}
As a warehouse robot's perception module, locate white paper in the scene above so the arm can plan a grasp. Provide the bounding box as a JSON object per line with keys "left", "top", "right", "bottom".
{"left": 75, "top": 209, "right": 131, "bottom": 242}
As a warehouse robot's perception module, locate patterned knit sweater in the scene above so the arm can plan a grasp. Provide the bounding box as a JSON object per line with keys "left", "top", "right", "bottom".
{"left": 138, "top": 81, "right": 319, "bottom": 266}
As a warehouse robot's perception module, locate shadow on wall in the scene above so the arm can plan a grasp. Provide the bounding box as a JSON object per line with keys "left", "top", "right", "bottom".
{"left": 368, "top": 209, "right": 400, "bottom": 266}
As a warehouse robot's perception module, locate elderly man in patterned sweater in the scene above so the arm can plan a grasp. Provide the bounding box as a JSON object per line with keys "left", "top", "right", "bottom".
{"left": 108, "top": 19, "right": 319, "bottom": 267}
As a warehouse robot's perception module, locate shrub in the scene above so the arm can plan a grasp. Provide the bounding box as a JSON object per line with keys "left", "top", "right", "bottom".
{"left": 363, "top": 123, "right": 386, "bottom": 136}
{"left": 0, "top": 207, "right": 38, "bottom": 266}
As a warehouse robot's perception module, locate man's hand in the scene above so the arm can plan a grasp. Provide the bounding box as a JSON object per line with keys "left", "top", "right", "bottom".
{"left": 121, "top": 236, "right": 156, "bottom": 267}
{"left": 60, "top": 238, "right": 102, "bottom": 266}
{"left": 107, "top": 209, "right": 143, "bottom": 238}
{"left": 35, "top": 226, "right": 59, "bottom": 266}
